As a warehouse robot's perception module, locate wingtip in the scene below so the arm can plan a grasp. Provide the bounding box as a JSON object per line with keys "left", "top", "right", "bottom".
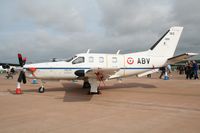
{"left": 186, "top": 53, "right": 199, "bottom": 56}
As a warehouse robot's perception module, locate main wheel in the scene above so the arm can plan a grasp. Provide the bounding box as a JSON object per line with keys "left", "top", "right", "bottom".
{"left": 83, "top": 82, "right": 91, "bottom": 89}
{"left": 38, "top": 87, "right": 45, "bottom": 93}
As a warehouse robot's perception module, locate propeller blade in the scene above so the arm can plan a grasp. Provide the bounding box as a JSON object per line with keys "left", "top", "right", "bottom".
{"left": 22, "top": 71, "right": 26, "bottom": 84}
{"left": 18, "top": 54, "right": 23, "bottom": 67}
{"left": 23, "top": 57, "right": 26, "bottom": 66}
{"left": 17, "top": 71, "right": 26, "bottom": 84}
{"left": 17, "top": 71, "right": 23, "bottom": 83}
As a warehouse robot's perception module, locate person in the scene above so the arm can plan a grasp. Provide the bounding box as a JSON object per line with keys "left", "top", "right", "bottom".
{"left": 193, "top": 61, "right": 199, "bottom": 80}
{"left": 159, "top": 67, "right": 166, "bottom": 79}
{"left": 188, "top": 61, "right": 194, "bottom": 79}
{"left": 185, "top": 62, "right": 190, "bottom": 79}
{"left": 167, "top": 64, "right": 172, "bottom": 74}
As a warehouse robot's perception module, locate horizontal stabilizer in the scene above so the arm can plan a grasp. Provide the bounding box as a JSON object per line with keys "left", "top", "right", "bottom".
{"left": 137, "top": 69, "right": 159, "bottom": 78}
{"left": 167, "top": 53, "right": 199, "bottom": 64}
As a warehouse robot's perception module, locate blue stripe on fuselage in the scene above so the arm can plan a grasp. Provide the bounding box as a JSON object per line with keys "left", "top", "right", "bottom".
{"left": 24, "top": 67, "right": 158, "bottom": 70}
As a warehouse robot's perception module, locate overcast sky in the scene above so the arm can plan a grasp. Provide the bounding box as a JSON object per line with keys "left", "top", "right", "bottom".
{"left": 0, "top": 0, "right": 199, "bottom": 63}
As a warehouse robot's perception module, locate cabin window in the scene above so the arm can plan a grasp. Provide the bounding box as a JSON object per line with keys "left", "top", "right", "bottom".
{"left": 89, "top": 57, "right": 94, "bottom": 63}
{"left": 72, "top": 57, "right": 85, "bottom": 64}
{"left": 99, "top": 57, "right": 104, "bottom": 63}
{"left": 112, "top": 57, "right": 117, "bottom": 63}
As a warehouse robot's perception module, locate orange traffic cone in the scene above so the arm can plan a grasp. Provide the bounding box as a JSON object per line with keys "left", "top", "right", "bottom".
{"left": 16, "top": 82, "right": 22, "bottom": 94}
{"left": 16, "top": 88, "right": 22, "bottom": 94}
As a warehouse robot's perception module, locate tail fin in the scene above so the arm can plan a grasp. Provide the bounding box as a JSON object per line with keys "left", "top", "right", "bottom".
{"left": 149, "top": 27, "right": 183, "bottom": 58}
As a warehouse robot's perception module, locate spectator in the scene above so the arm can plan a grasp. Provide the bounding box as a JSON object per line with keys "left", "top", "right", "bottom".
{"left": 185, "top": 62, "right": 192, "bottom": 79}
{"left": 159, "top": 67, "right": 166, "bottom": 79}
{"left": 193, "top": 61, "right": 199, "bottom": 80}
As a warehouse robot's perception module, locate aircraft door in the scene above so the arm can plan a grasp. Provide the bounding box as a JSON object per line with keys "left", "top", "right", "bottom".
{"left": 107, "top": 55, "right": 125, "bottom": 77}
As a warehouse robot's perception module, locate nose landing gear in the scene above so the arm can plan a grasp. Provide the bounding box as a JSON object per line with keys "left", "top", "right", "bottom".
{"left": 38, "top": 86, "right": 45, "bottom": 93}
{"left": 38, "top": 80, "right": 45, "bottom": 93}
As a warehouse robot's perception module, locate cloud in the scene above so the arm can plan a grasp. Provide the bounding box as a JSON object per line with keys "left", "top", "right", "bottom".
{"left": 0, "top": 0, "right": 199, "bottom": 63}
{"left": 97, "top": 0, "right": 175, "bottom": 36}
{"left": 172, "top": 0, "right": 200, "bottom": 54}
{"left": 17, "top": 0, "right": 85, "bottom": 33}
{"left": 95, "top": 0, "right": 179, "bottom": 53}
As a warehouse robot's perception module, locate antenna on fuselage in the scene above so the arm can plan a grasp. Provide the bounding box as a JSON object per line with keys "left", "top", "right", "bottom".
{"left": 116, "top": 50, "right": 120, "bottom": 55}
{"left": 86, "top": 49, "right": 91, "bottom": 54}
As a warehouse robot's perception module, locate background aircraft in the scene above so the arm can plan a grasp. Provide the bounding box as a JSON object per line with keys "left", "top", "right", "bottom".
{"left": 0, "top": 63, "right": 20, "bottom": 78}
{"left": 4, "top": 27, "right": 199, "bottom": 94}
{"left": 0, "top": 66, "right": 5, "bottom": 73}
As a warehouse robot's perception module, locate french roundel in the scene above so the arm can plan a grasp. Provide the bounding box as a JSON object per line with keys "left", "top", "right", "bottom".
{"left": 127, "top": 57, "right": 134, "bottom": 64}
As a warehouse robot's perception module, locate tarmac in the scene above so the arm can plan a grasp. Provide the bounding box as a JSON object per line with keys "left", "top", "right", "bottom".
{"left": 0, "top": 72, "right": 200, "bottom": 133}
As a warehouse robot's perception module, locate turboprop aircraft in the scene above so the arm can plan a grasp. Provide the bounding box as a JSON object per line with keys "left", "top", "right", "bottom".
{"left": 13, "top": 26, "right": 198, "bottom": 94}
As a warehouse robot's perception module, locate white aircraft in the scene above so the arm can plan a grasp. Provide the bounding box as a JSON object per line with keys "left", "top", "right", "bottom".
{"left": 15, "top": 27, "right": 198, "bottom": 94}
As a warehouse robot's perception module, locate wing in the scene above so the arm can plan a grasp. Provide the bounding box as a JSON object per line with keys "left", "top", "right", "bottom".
{"left": 85, "top": 68, "right": 120, "bottom": 80}
{"left": 167, "top": 53, "right": 198, "bottom": 64}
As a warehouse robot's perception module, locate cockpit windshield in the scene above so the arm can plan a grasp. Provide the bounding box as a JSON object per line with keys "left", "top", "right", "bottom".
{"left": 65, "top": 56, "right": 77, "bottom": 62}
{"left": 72, "top": 57, "right": 85, "bottom": 64}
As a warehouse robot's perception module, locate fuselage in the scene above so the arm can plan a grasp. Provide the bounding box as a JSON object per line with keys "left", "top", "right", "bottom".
{"left": 24, "top": 51, "right": 167, "bottom": 80}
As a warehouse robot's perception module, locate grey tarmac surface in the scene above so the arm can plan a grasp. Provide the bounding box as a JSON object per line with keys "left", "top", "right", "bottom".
{"left": 0, "top": 72, "right": 200, "bottom": 133}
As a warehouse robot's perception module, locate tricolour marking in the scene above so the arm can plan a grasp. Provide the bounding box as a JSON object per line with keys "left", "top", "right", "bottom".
{"left": 127, "top": 57, "right": 134, "bottom": 65}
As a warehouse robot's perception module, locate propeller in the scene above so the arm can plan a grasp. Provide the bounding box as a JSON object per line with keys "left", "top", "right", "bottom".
{"left": 17, "top": 54, "right": 27, "bottom": 84}
{"left": 16, "top": 54, "right": 27, "bottom": 94}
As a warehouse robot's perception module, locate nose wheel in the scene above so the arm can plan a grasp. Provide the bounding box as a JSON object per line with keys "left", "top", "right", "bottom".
{"left": 38, "top": 86, "right": 45, "bottom": 93}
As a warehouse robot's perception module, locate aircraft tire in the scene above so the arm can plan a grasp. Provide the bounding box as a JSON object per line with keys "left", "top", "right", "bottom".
{"left": 83, "top": 82, "right": 91, "bottom": 89}
{"left": 38, "top": 87, "right": 45, "bottom": 93}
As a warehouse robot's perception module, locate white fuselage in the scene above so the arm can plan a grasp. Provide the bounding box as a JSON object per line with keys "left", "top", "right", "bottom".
{"left": 24, "top": 51, "right": 167, "bottom": 80}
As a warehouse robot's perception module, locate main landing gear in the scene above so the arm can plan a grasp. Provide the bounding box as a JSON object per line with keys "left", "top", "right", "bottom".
{"left": 82, "top": 81, "right": 91, "bottom": 89}
{"left": 84, "top": 79, "right": 101, "bottom": 95}
{"left": 88, "top": 87, "right": 101, "bottom": 95}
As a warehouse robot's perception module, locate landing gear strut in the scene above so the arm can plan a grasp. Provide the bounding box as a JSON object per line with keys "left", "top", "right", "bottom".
{"left": 88, "top": 87, "right": 101, "bottom": 95}
{"left": 88, "top": 79, "right": 101, "bottom": 95}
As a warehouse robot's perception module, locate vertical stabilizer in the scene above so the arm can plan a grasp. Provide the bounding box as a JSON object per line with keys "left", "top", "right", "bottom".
{"left": 149, "top": 27, "right": 183, "bottom": 57}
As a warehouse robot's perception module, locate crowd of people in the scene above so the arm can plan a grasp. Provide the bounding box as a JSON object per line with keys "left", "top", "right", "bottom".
{"left": 158, "top": 61, "right": 199, "bottom": 80}
{"left": 185, "top": 61, "right": 199, "bottom": 80}
{"left": 177, "top": 60, "right": 199, "bottom": 80}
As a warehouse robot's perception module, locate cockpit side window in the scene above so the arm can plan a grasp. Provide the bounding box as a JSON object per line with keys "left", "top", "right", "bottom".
{"left": 72, "top": 57, "right": 85, "bottom": 64}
